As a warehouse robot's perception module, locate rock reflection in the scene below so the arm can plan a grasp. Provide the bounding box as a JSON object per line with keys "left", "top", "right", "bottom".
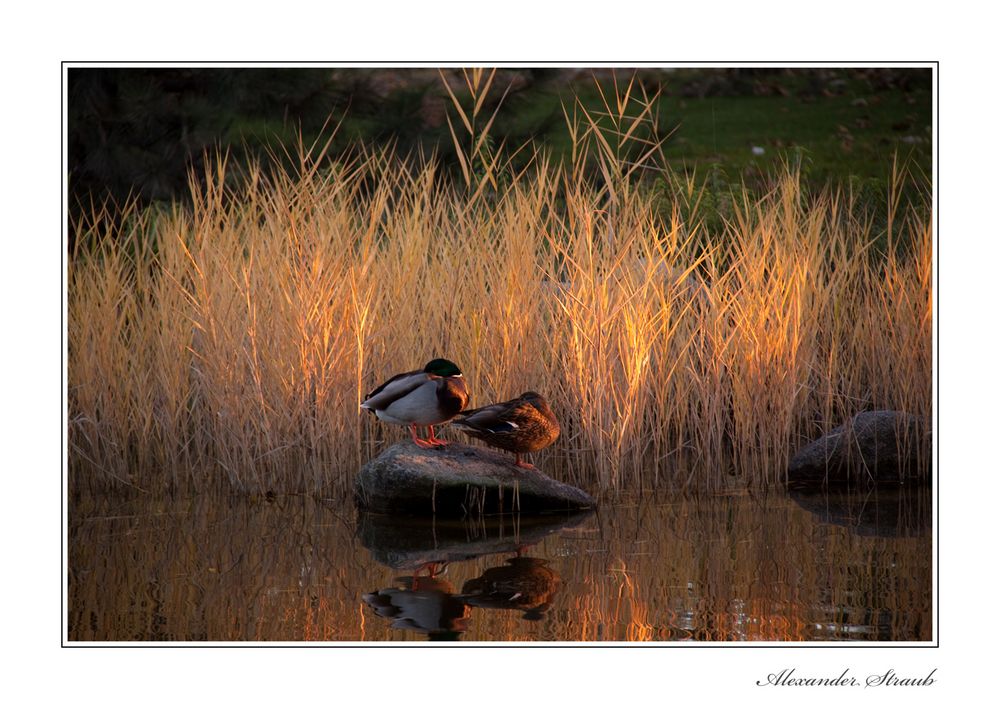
{"left": 357, "top": 509, "right": 592, "bottom": 569}
{"left": 788, "top": 485, "right": 931, "bottom": 537}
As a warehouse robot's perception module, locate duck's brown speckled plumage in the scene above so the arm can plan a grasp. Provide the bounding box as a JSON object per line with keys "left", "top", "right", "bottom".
{"left": 452, "top": 391, "right": 560, "bottom": 465}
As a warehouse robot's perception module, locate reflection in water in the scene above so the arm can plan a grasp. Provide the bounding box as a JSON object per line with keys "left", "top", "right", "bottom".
{"left": 359, "top": 511, "right": 573, "bottom": 639}
{"left": 361, "top": 556, "right": 562, "bottom": 640}
{"left": 67, "top": 486, "right": 932, "bottom": 642}
{"left": 461, "top": 557, "right": 560, "bottom": 621}
{"left": 364, "top": 573, "right": 470, "bottom": 641}
{"left": 357, "top": 510, "right": 592, "bottom": 570}
{"left": 788, "top": 485, "right": 931, "bottom": 537}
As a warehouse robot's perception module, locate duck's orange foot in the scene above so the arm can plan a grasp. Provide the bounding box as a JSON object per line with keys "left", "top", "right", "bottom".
{"left": 409, "top": 424, "right": 438, "bottom": 449}
{"left": 424, "top": 425, "right": 449, "bottom": 448}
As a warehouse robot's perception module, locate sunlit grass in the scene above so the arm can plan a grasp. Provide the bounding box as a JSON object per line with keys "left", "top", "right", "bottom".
{"left": 68, "top": 75, "right": 932, "bottom": 495}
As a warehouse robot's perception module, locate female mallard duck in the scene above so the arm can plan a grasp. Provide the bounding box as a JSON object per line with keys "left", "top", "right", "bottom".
{"left": 361, "top": 358, "right": 469, "bottom": 449}
{"left": 452, "top": 391, "right": 560, "bottom": 469}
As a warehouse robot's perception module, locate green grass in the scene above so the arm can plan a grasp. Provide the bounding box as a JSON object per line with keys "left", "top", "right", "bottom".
{"left": 497, "top": 75, "right": 931, "bottom": 186}
{"left": 70, "top": 68, "right": 932, "bottom": 219}
{"left": 223, "top": 70, "right": 931, "bottom": 190}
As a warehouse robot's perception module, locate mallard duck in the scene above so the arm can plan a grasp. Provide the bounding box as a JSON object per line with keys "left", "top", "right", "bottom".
{"left": 452, "top": 391, "right": 560, "bottom": 469}
{"left": 361, "top": 358, "right": 469, "bottom": 448}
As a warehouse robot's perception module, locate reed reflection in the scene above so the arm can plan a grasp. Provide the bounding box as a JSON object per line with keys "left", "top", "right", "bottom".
{"left": 68, "top": 490, "right": 930, "bottom": 642}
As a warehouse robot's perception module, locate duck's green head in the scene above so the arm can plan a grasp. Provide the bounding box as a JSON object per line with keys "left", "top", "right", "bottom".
{"left": 424, "top": 358, "right": 463, "bottom": 377}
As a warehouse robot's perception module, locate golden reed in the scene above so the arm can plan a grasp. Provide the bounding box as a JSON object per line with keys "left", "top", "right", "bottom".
{"left": 68, "top": 79, "right": 931, "bottom": 495}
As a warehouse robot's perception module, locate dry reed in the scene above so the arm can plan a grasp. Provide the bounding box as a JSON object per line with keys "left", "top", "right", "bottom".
{"left": 68, "top": 75, "right": 932, "bottom": 495}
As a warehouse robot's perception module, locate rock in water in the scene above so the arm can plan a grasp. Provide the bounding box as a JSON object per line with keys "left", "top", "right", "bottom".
{"left": 787, "top": 410, "right": 931, "bottom": 488}
{"left": 355, "top": 441, "right": 596, "bottom": 515}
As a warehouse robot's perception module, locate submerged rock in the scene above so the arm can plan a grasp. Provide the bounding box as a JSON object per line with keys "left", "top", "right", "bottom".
{"left": 787, "top": 410, "right": 931, "bottom": 488}
{"left": 355, "top": 441, "right": 596, "bottom": 516}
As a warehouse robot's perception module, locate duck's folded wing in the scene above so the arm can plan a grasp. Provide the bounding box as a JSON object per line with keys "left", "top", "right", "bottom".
{"left": 362, "top": 370, "right": 428, "bottom": 410}
{"left": 456, "top": 402, "right": 520, "bottom": 432}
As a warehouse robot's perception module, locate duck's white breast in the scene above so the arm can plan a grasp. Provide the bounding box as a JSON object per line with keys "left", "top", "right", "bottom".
{"left": 379, "top": 380, "right": 449, "bottom": 425}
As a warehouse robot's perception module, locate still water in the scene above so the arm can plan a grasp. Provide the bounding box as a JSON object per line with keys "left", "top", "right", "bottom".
{"left": 68, "top": 486, "right": 931, "bottom": 642}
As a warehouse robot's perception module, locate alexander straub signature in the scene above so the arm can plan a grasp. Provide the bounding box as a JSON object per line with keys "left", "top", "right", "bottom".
{"left": 757, "top": 668, "right": 937, "bottom": 688}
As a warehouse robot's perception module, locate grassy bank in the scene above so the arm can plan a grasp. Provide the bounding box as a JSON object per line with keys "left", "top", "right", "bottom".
{"left": 70, "top": 67, "right": 931, "bottom": 219}
{"left": 68, "top": 82, "right": 931, "bottom": 495}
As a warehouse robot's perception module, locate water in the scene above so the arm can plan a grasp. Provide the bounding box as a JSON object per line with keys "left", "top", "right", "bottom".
{"left": 67, "top": 486, "right": 931, "bottom": 642}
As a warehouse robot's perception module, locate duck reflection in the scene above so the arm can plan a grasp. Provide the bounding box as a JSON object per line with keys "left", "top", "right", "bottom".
{"left": 359, "top": 511, "right": 590, "bottom": 639}
{"left": 363, "top": 555, "right": 562, "bottom": 639}
{"left": 460, "top": 556, "right": 560, "bottom": 621}
{"left": 363, "top": 565, "right": 470, "bottom": 641}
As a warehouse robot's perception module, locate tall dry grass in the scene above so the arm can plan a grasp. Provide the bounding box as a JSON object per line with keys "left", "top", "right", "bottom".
{"left": 68, "top": 75, "right": 932, "bottom": 495}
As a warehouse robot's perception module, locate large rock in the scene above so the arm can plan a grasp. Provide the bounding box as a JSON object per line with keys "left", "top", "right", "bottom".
{"left": 355, "top": 441, "right": 596, "bottom": 516}
{"left": 787, "top": 410, "right": 931, "bottom": 488}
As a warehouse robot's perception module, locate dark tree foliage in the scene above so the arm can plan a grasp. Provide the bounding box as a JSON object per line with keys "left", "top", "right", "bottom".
{"left": 68, "top": 68, "right": 342, "bottom": 214}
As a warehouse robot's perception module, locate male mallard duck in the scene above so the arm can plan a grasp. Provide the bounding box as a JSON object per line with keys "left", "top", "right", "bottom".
{"left": 452, "top": 391, "right": 560, "bottom": 469}
{"left": 361, "top": 358, "right": 469, "bottom": 449}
